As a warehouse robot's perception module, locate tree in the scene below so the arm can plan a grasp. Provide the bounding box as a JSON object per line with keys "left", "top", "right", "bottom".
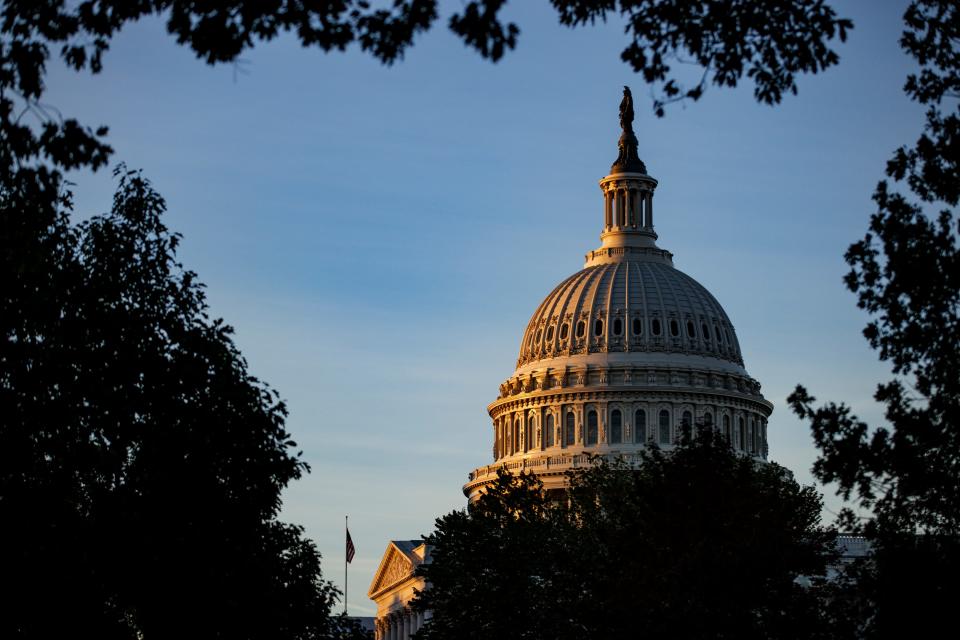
{"left": 0, "top": 0, "right": 856, "bottom": 636}
{"left": 789, "top": 1, "right": 959, "bottom": 636}
{"left": 0, "top": 0, "right": 851, "bottom": 182}
{"left": 0, "top": 167, "right": 368, "bottom": 639}
{"left": 414, "top": 429, "right": 837, "bottom": 640}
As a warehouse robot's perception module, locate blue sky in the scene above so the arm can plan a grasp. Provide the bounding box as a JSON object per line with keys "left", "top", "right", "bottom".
{"left": 47, "top": 0, "right": 920, "bottom": 615}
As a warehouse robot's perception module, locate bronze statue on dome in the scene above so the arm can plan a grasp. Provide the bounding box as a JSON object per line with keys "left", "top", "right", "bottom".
{"left": 619, "top": 85, "right": 635, "bottom": 134}
{"left": 612, "top": 85, "right": 646, "bottom": 174}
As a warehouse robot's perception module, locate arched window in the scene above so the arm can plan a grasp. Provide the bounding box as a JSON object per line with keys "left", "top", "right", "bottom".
{"left": 686, "top": 320, "right": 696, "bottom": 337}
{"left": 715, "top": 325, "right": 723, "bottom": 343}
{"left": 632, "top": 317, "right": 643, "bottom": 335}
{"left": 610, "top": 409, "right": 622, "bottom": 444}
{"left": 613, "top": 318, "right": 623, "bottom": 336}
{"left": 587, "top": 410, "right": 598, "bottom": 445}
{"left": 565, "top": 412, "right": 575, "bottom": 446}
{"left": 652, "top": 319, "right": 662, "bottom": 336}
{"left": 670, "top": 319, "right": 680, "bottom": 337}
{"left": 513, "top": 418, "right": 520, "bottom": 455}
{"left": 546, "top": 325, "right": 555, "bottom": 342}
{"left": 535, "top": 329, "right": 542, "bottom": 343}
{"left": 546, "top": 414, "right": 555, "bottom": 447}
{"left": 723, "top": 414, "right": 731, "bottom": 440}
{"left": 528, "top": 415, "right": 537, "bottom": 451}
{"left": 593, "top": 319, "right": 604, "bottom": 336}
{"left": 659, "top": 410, "right": 671, "bottom": 444}
{"left": 634, "top": 409, "right": 647, "bottom": 442}
{"left": 702, "top": 323, "right": 711, "bottom": 340}
{"left": 682, "top": 411, "right": 692, "bottom": 427}
{"left": 738, "top": 417, "right": 746, "bottom": 450}
{"left": 748, "top": 419, "right": 755, "bottom": 453}
{"left": 559, "top": 323, "right": 569, "bottom": 340}
{"left": 576, "top": 321, "right": 585, "bottom": 338}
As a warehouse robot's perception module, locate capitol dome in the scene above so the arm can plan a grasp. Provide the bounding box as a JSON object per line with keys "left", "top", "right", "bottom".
{"left": 516, "top": 257, "right": 745, "bottom": 374}
{"left": 464, "top": 88, "right": 773, "bottom": 500}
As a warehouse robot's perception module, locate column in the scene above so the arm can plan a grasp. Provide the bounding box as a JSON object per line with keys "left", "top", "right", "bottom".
{"left": 617, "top": 188, "right": 625, "bottom": 227}
{"left": 624, "top": 188, "right": 632, "bottom": 227}
{"left": 646, "top": 192, "right": 653, "bottom": 229}
{"left": 636, "top": 189, "right": 643, "bottom": 228}
{"left": 633, "top": 188, "right": 641, "bottom": 228}
{"left": 604, "top": 189, "right": 612, "bottom": 229}
{"left": 520, "top": 414, "right": 526, "bottom": 453}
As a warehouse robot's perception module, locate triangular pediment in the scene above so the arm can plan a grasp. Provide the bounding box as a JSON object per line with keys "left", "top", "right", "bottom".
{"left": 367, "top": 541, "right": 419, "bottom": 598}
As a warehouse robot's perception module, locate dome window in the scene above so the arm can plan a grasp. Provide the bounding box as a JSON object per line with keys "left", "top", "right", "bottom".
{"left": 670, "top": 320, "right": 680, "bottom": 337}
{"left": 632, "top": 317, "right": 643, "bottom": 335}
{"left": 559, "top": 323, "right": 569, "bottom": 340}
{"left": 613, "top": 318, "right": 623, "bottom": 336}
{"left": 610, "top": 409, "right": 622, "bottom": 444}
{"left": 715, "top": 325, "right": 723, "bottom": 343}
{"left": 586, "top": 410, "right": 598, "bottom": 445}
{"left": 702, "top": 323, "right": 710, "bottom": 340}
{"left": 682, "top": 411, "right": 693, "bottom": 435}
{"left": 652, "top": 319, "right": 662, "bottom": 336}
{"left": 634, "top": 409, "right": 647, "bottom": 442}
{"left": 593, "top": 319, "right": 604, "bottom": 336}
{"left": 576, "top": 321, "right": 585, "bottom": 338}
{"left": 546, "top": 326, "right": 555, "bottom": 342}
{"left": 658, "top": 410, "right": 671, "bottom": 444}
{"left": 535, "top": 329, "right": 542, "bottom": 343}
{"left": 686, "top": 321, "right": 695, "bottom": 337}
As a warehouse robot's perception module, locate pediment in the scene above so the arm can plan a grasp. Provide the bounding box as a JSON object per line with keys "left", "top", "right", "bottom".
{"left": 368, "top": 542, "right": 418, "bottom": 598}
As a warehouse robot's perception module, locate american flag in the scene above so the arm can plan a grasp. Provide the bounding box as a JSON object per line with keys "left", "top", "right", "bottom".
{"left": 346, "top": 528, "right": 356, "bottom": 564}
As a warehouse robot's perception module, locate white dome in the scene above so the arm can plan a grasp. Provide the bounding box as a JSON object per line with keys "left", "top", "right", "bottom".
{"left": 517, "top": 253, "right": 745, "bottom": 375}
{"left": 464, "top": 92, "right": 772, "bottom": 501}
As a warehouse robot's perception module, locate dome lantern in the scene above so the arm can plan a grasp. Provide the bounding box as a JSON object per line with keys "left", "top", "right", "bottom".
{"left": 589, "top": 86, "right": 664, "bottom": 268}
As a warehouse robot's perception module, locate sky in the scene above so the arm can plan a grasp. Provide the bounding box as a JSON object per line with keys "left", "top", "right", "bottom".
{"left": 45, "top": 0, "right": 921, "bottom": 616}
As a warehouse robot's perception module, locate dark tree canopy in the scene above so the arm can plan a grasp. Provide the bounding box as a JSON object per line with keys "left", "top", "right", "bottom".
{"left": 789, "top": 1, "right": 959, "bottom": 637}
{"left": 414, "top": 429, "right": 837, "bottom": 640}
{"left": 0, "top": 168, "right": 367, "bottom": 639}
{"left": 790, "top": 0, "right": 959, "bottom": 542}
{"left": 0, "top": 0, "right": 851, "bottom": 179}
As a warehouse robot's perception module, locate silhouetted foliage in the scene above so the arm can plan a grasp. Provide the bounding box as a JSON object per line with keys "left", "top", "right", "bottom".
{"left": 789, "top": 1, "right": 959, "bottom": 637}
{"left": 414, "top": 429, "right": 837, "bottom": 640}
{"left": 0, "top": 0, "right": 851, "bottom": 183}
{"left": 0, "top": 167, "right": 368, "bottom": 639}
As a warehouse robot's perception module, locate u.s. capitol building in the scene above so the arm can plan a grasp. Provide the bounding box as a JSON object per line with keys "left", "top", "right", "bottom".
{"left": 368, "top": 88, "right": 774, "bottom": 640}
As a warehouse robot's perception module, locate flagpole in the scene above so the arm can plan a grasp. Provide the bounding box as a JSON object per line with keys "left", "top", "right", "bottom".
{"left": 344, "top": 514, "right": 348, "bottom": 616}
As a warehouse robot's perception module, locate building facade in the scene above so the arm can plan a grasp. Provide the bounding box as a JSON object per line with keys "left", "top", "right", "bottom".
{"left": 368, "top": 89, "right": 775, "bottom": 637}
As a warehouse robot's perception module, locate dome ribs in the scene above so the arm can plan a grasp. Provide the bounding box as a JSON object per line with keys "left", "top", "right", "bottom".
{"left": 631, "top": 260, "right": 651, "bottom": 351}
